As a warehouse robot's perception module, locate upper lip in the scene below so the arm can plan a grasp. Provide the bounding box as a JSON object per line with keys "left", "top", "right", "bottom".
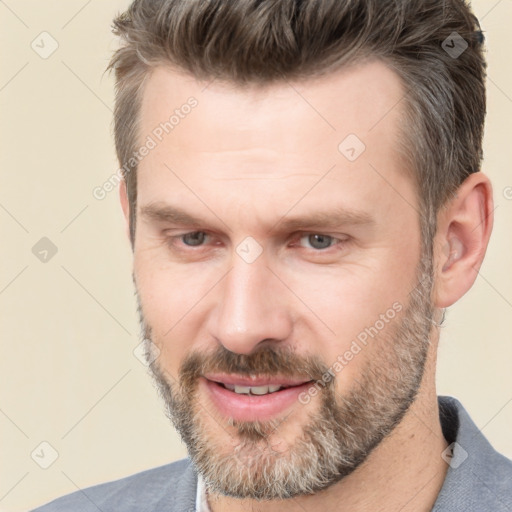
{"left": 203, "top": 373, "right": 312, "bottom": 388}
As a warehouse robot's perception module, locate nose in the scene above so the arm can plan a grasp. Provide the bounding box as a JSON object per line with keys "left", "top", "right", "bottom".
{"left": 206, "top": 254, "right": 293, "bottom": 355}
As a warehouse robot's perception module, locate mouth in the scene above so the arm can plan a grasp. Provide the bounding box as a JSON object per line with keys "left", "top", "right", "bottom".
{"left": 201, "top": 374, "right": 315, "bottom": 422}
{"left": 218, "top": 382, "right": 294, "bottom": 395}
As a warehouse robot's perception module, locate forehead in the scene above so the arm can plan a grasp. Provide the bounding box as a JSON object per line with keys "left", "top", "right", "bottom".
{"left": 139, "top": 59, "right": 406, "bottom": 153}
{"left": 136, "top": 60, "right": 416, "bottom": 231}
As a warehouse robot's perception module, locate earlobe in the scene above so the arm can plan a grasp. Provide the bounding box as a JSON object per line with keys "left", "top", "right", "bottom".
{"left": 434, "top": 173, "right": 493, "bottom": 308}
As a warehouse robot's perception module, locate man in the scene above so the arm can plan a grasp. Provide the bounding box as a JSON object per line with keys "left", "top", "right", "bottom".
{"left": 33, "top": 0, "right": 512, "bottom": 511}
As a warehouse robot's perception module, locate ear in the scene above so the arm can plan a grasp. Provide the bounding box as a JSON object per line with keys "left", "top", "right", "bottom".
{"left": 433, "top": 172, "right": 494, "bottom": 308}
{"left": 119, "top": 179, "right": 131, "bottom": 242}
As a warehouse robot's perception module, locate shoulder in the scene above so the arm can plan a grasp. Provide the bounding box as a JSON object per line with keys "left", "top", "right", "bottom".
{"left": 30, "top": 458, "right": 196, "bottom": 512}
{"left": 434, "top": 396, "right": 512, "bottom": 511}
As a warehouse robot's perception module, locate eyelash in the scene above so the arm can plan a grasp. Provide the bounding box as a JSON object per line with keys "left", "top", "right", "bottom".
{"left": 164, "top": 231, "right": 347, "bottom": 254}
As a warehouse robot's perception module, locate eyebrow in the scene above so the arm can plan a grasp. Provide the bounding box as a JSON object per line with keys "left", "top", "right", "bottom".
{"left": 141, "top": 202, "right": 206, "bottom": 226}
{"left": 140, "top": 202, "right": 374, "bottom": 234}
{"left": 269, "top": 208, "right": 374, "bottom": 233}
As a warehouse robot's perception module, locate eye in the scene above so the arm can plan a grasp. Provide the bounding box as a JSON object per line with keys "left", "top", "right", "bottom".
{"left": 163, "top": 230, "right": 219, "bottom": 257}
{"left": 299, "top": 234, "right": 339, "bottom": 250}
{"left": 180, "top": 231, "right": 208, "bottom": 246}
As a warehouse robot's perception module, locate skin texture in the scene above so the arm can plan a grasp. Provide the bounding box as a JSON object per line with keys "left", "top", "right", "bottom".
{"left": 120, "top": 60, "right": 493, "bottom": 512}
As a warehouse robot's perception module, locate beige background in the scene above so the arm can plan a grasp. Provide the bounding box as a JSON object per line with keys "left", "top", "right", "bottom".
{"left": 0, "top": 1, "right": 511, "bottom": 511}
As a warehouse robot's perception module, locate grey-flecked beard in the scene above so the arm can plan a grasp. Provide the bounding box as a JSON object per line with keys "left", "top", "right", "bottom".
{"left": 134, "top": 252, "right": 435, "bottom": 500}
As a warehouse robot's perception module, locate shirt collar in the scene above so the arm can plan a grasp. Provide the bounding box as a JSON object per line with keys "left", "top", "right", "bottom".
{"left": 196, "top": 472, "right": 212, "bottom": 512}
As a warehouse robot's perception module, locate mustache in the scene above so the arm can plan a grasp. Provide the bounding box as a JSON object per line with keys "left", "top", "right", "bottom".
{"left": 177, "top": 343, "right": 332, "bottom": 392}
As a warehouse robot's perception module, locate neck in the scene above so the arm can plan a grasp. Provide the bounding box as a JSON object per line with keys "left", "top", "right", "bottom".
{"left": 207, "top": 344, "right": 449, "bottom": 512}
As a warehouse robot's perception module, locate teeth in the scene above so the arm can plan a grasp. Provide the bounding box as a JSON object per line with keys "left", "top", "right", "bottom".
{"left": 228, "top": 384, "right": 284, "bottom": 395}
{"left": 234, "top": 385, "right": 251, "bottom": 394}
{"left": 249, "top": 385, "right": 273, "bottom": 395}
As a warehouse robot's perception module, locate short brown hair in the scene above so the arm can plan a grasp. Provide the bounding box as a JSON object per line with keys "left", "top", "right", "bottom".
{"left": 108, "top": 0, "right": 486, "bottom": 251}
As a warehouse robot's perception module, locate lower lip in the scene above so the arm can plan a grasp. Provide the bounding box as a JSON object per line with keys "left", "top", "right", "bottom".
{"left": 200, "top": 377, "right": 314, "bottom": 422}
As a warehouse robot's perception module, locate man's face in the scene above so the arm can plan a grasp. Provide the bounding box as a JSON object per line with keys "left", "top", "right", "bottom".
{"left": 130, "top": 60, "right": 433, "bottom": 498}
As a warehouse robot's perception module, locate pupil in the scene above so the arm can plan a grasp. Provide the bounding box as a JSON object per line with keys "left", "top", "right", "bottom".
{"left": 309, "top": 234, "right": 332, "bottom": 250}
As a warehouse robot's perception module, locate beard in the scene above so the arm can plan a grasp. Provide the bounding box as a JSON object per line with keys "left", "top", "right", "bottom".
{"left": 135, "top": 252, "right": 435, "bottom": 501}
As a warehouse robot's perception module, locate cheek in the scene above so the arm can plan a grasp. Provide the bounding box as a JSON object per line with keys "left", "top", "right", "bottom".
{"left": 289, "top": 271, "right": 399, "bottom": 348}
{"left": 291, "top": 249, "right": 416, "bottom": 325}
{"left": 133, "top": 256, "right": 218, "bottom": 372}
{"left": 296, "top": 276, "right": 405, "bottom": 387}
{"left": 284, "top": 246, "right": 419, "bottom": 374}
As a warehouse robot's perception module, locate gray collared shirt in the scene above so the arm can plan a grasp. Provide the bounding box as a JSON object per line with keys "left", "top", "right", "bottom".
{"left": 32, "top": 395, "right": 512, "bottom": 511}
{"left": 432, "top": 395, "right": 512, "bottom": 510}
